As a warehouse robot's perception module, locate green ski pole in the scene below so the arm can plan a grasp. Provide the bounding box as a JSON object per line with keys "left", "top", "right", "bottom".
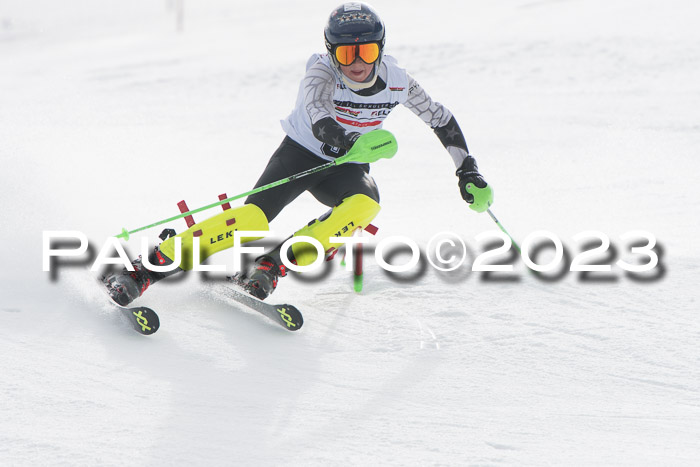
{"left": 486, "top": 208, "right": 521, "bottom": 254}
{"left": 115, "top": 129, "right": 398, "bottom": 240}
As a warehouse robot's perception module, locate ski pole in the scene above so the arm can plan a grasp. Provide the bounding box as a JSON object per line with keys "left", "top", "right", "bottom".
{"left": 115, "top": 130, "right": 398, "bottom": 240}
{"left": 116, "top": 161, "right": 340, "bottom": 240}
{"left": 486, "top": 208, "right": 521, "bottom": 254}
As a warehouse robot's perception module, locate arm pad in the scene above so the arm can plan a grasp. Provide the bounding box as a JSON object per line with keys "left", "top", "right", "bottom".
{"left": 311, "top": 116, "right": 360, "bottom": 151}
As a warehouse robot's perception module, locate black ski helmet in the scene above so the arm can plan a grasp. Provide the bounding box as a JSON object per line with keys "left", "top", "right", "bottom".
{"left": 324, "top": 3, "right": 386, "bottom": 70}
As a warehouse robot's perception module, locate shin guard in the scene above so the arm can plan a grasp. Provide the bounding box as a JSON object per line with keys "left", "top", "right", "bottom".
{"left": 291, "top": 194, "right": 380, "bottom": 267}
{"left": 159, "top": 203, "right": 269, "bottom": 270}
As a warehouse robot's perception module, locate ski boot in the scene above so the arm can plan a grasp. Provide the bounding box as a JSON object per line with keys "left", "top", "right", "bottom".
{"left": 103, "top": 246, "right": 181, "bottom": 306}
{"left": 233, "top": 253, "right": 288, "bottom": 301}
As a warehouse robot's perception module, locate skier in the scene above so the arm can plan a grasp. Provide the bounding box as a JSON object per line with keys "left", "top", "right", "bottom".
{"left": 104, "top": 2, "right": 493, "bottom": 306}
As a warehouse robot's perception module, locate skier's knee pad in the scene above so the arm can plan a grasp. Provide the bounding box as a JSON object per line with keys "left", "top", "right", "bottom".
{"left": 291, "top": 194, "right": 381, "bottom": 267}
{"left": 159, "top": 203, "right": 269, "bottom": 270}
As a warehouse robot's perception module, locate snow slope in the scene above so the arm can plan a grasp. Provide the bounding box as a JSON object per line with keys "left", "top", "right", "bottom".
{"left": 1, "top": 0, "right": 699, "bottom": 464}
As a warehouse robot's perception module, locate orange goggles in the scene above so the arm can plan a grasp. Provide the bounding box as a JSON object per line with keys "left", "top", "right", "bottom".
{"left": 334, "top": 43, "right": 381, "bottom": 66}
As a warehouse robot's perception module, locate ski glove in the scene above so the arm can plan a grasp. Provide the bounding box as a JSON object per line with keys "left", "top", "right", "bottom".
{"left": 343, "top": 131, "right": 362, "bottom": 150}
{"left": 311, "top": 117, "right": 361, "bottom": 153}
{"left": 456, "top": 155, "right": 493, "bottom": 213}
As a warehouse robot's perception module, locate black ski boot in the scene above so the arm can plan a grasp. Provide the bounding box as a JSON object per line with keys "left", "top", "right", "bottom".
{"left": 103, "top": 246, "right": 182, "bottom": 306}
{"left": 235, "top": 252, "right": 288, "bottom": 301}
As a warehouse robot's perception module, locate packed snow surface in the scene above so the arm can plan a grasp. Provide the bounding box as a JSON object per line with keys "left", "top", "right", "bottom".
{"left": 1, "top": 0, "right": 699, "bottom": 465}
